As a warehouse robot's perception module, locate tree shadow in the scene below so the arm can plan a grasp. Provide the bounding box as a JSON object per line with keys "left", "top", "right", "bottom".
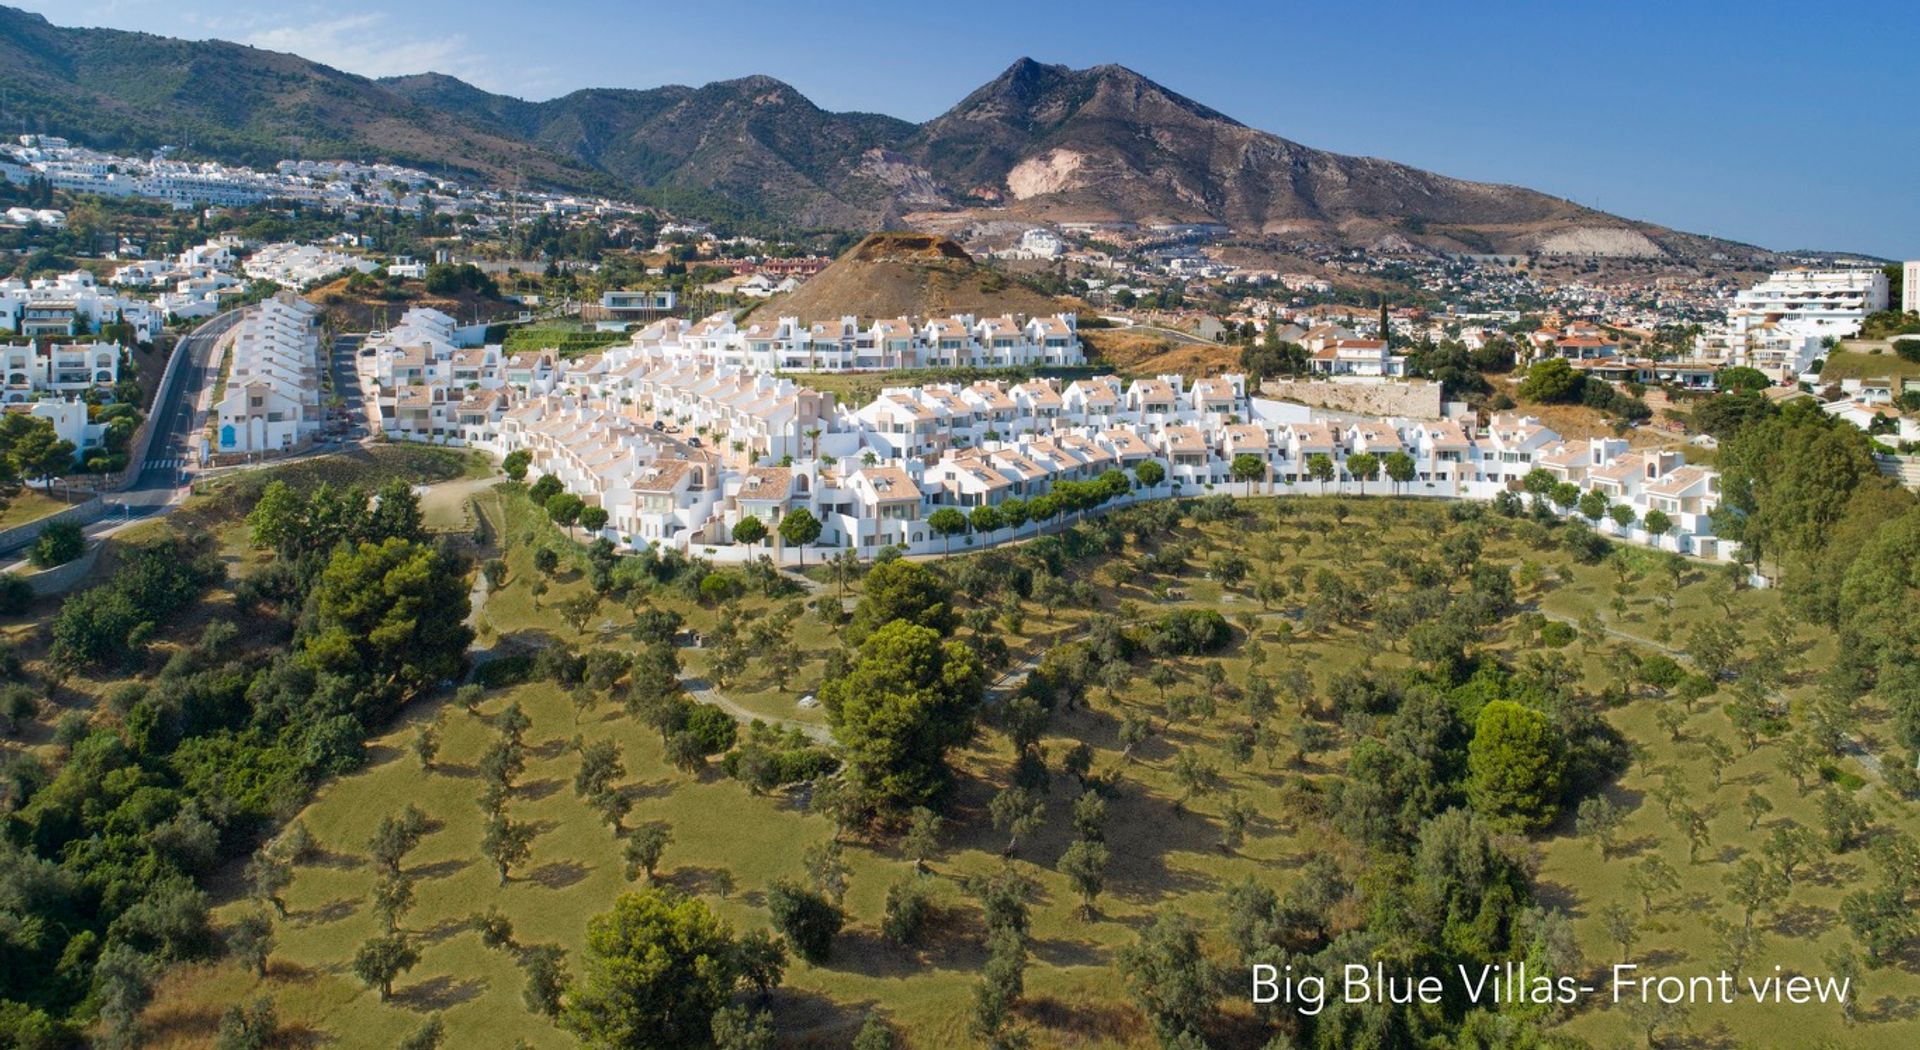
{"left": 621, "top": 777, "right": 676, "bottom": 803}
{"left": 1611, "top": 834, "right": 1662, "bottom": 860}
{"left": 303, "top": 847, "right": 361, "bottom": 871}
{"left": 416, "top": 915, "right": 470, "bottom": 946}
{"left": 1865, "top": 995, "right": 1920, "bottom": 1025}
{"left": 1029, "top": 933, "right": 1105, "bottom": 969}
{"left": 529, "top": 860, "right": 592, "bottom": 890}
{"left": 1531, "top": 880, "right": 1585, "bottom": 919}
{"left": 408, "top": 858, "right": 471, "bottom": 881}
{"left": 664, "top": 865, "right": 736, "bottom": 899}
{"left": 518, "top": 777, "right": 564, "bottom": 802}
{"left": 294, "top": 898, "right": 357, "bottom": 926}
{"left": 1018, "top": 995, "right": 1139, "bottom": 1044}
{"left": 276, "top": 1020, "right": 335, "bottom": 1048}
{"left": 755, "top": 986, "right": 874, "bottom": 1047}
{"left": 395, "top": 974, "right": 486, "bottom": 1012}
{"left": 1770, "top": 903, "right": 1834, "bottom": 940}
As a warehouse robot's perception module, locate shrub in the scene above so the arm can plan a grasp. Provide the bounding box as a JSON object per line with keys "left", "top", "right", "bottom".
{"left": 1149, "top": 609, "right": 1231, "bottom": 656}
{"left": 767, "top": 879, "right": 842, "bottom": 963}
{"left": 0, "top": 573, "right": 32, "bottom": 614}
{"left": 1539, "top": 621, "right": 1576, "bottom": 648}
{"left": 683, "top": 703, "right": 737, "bottom": 755}
{"left": 28, "top": 522, "right": 84, "bottom": 568}
{"left": 881, "top": 876, "right": 934, "bottom": 946}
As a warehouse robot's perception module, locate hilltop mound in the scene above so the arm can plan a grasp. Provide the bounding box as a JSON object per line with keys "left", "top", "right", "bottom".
{"left": 842, "top": 231, "right": 975, "bottom": 263}
{"left": 762, "top": 232, "right": 1065, "bottom": 323}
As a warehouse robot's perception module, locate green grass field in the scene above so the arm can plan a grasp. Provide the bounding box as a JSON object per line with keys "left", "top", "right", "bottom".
{"left": 1818, "top": 348, "right": 1920, "bottom": 384}
{"left": 0, "top": 486, "right": 90, "bottom": 532}
{"left": 127, "top": 495, "right": 1920, "bottom": 1049}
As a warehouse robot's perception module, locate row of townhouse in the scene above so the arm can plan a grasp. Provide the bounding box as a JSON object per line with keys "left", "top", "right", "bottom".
{"left": 1533, "top": 437, "right": 1727, "bottom": 552}
{"left": 370, "top": 310, "right": 1735, "bottom": 561}
{"left": 679, "top": 411, "right": 1728, "bottom": 559}
{"left": 853, "top": 374, "right": 1246, "bottom": 462}
{"left": 0, "top": 271, "right": 165, "bottom": 344}
{"left": 625, "top": 311, "right": 1084, "bottom": 373}
{"left": 213, "top": 295, "right": 324, "bottom": 454}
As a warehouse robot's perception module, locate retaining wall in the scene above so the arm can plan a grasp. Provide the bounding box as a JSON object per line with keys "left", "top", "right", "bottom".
{"left": 1259, "top": 378, "right": 1444, "bottom": 419}
{"left": 0, "top": 497, "right": 106, "bottom": 555}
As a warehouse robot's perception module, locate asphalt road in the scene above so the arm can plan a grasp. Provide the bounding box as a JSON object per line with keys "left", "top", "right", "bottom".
{"left": 122, "top": 308, "right": 244, "bottom": 507}
{"left": 330, "top": 333, "right": 370, "bottom": 438}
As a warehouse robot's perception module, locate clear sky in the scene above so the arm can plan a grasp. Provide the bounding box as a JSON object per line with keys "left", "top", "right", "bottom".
{"left": 16, "top": 0, "right": 1917, "bottom": 258}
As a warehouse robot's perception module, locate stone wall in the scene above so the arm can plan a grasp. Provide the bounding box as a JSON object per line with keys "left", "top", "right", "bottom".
{"left": 24, "top": 541, "right": 105, "bottom": 595}
{"left": 1258, "top": 377, "right": 1445, "bottom": 419}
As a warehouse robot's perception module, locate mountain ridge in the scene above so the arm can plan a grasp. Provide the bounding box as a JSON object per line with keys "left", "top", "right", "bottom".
{"left": 0, "top": 7, "right": 1775, "bottom": 261}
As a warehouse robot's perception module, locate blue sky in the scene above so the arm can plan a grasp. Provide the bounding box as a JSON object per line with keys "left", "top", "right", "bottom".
{"left": 18, "top": 0, "right": 1917, "bottom": 258}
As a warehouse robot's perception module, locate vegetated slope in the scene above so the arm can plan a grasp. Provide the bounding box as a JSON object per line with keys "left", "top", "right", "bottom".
{"left": 382, "top": 73, "right": 929, "bottom": 229}
{"left": 759, "top": 232, "right": 1067, "bottom": 323}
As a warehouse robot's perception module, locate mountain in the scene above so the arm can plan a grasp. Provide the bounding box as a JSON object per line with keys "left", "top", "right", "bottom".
{"left": 757, "top": 232, "right": 1067, "bottom": 323}
{"left": 0, "top": 8, "right": 1771, "bottom": 261}
{"left": 0, "top": 6, "right": 609, "bottom": 191}
{"left": 902, "top": 59, "right": 1718, "bottom": 258}
{"left": 382, "top": 74, "right": 928, "bottom": 228}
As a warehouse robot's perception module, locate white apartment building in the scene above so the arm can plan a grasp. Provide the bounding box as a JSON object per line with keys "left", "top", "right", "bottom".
{"left": 0, "top": 340, "right": 120, "bottom": 403}
{"left": 1905, "top": 261, "right": 1919, "bottom": 315}
{"left": 213, "top": 295, "right": 324, "bottom": 454}
{"left": 1692, "top": 268, "right": 1891, "bottom": 383}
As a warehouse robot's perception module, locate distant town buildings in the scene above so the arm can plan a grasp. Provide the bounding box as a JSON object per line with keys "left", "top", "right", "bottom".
{"left": 620, "top": 312, "right": 1084, "bottom": 373}
{"left": 243, "top": 243, "right": 378, "bottom": 287}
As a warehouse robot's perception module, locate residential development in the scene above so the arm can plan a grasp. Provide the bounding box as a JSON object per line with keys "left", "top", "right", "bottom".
{"left": 353, "top": 303, "right": 1737, "bottom": 562}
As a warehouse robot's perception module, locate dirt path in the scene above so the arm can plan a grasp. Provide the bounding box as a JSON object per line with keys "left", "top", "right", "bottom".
{"left": 681, "top": 674, "right": 831, "bottom": 743}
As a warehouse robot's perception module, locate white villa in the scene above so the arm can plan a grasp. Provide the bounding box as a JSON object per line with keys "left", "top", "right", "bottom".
{"left": 363, "top": 307, "right": 1739, "bottom": 563}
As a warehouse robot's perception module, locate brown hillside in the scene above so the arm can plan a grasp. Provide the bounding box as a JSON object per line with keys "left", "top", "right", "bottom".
{"left": 1081, "top": 328, "right": 1242, "bottom": 377}
{"left": 760, "top": 232, "right": 1066, "bottom": 324}
{"left": 304, "top": 279, "right": 523, "bottom": 333}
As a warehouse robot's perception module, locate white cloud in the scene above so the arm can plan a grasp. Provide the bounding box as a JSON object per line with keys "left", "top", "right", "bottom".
{"left": 233, "top": 11, "right": 560, "bottom": 97}
{"left": 242, "top": 13, "right": 471, "bottom": 80}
